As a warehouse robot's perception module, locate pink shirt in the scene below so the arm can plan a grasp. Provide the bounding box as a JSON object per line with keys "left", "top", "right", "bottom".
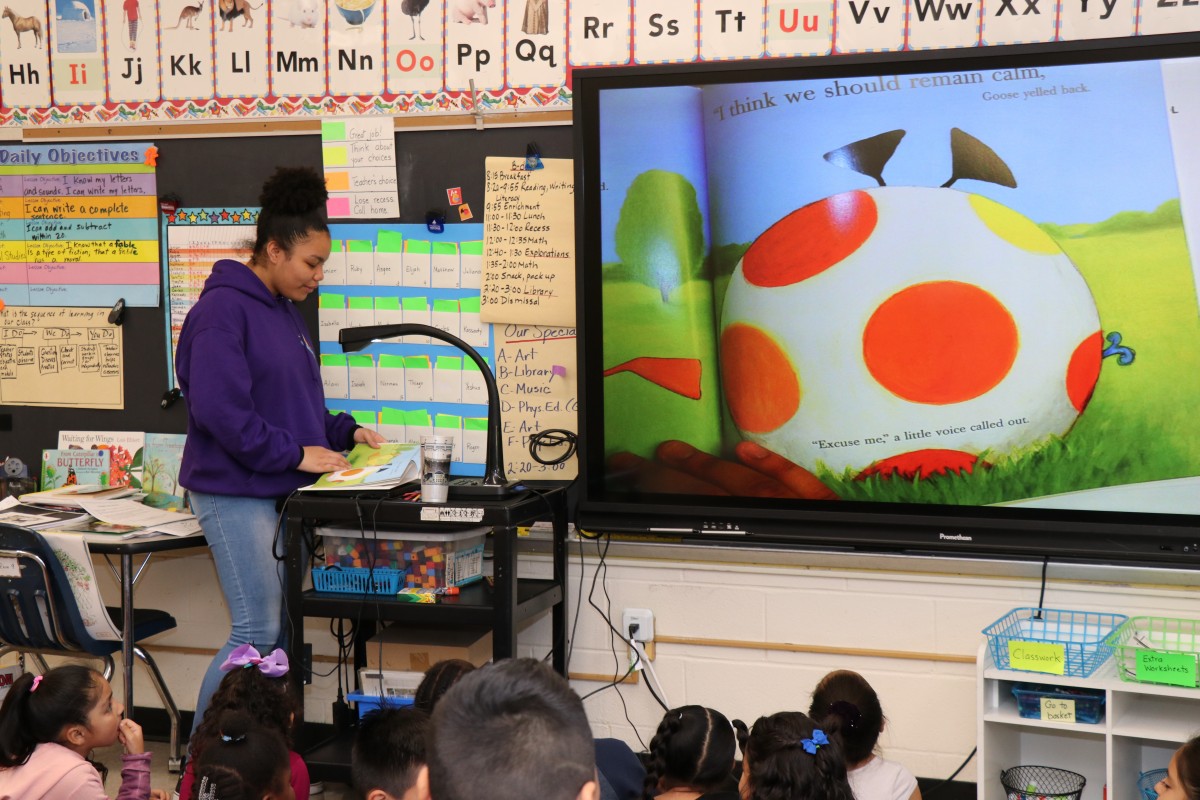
{"left": 0, "top": 742, "right": 151, "bottom": 800}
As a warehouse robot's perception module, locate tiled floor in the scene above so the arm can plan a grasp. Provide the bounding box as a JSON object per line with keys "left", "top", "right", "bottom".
{"left": 92, "top": 739, "right": 356, "bottom": 800}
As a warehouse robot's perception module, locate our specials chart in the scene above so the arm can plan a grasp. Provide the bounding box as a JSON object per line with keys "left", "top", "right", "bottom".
{"left": 0, "top": 143, "right": 159, "bottom": 308}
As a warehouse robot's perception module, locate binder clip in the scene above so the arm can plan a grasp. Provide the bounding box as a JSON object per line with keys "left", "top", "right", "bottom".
{"left": 108, "top": 298, "right": 126, "bottom": 326}
{"left": 525, "top": 142, "right": 544, "bottom": 171}
{"left": 426, "top": 210, "right": 445, "bottom": 234}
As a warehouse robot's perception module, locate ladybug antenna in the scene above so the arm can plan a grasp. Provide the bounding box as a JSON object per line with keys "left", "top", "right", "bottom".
{"left": 942, "top": 128, "right": 1017, "bottom": 189}
{"left": 823, "top": 130, "right": 906, "bottom": 187}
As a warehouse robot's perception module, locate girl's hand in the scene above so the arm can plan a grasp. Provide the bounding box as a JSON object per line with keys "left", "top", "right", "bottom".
{"left": 117, "top": 718, "right": 145, "bottom": 754}
{"left": 353, "top": 427, "right": 388, "bottom": 448}
{"left": 298, "top": 445, "right": 352, "bottom": 474}
{"left": 150, "top": 790, "right": 169, "bottom": 800}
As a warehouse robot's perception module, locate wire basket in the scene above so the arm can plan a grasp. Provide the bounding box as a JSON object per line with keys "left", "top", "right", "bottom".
{"left": 983, "top": 608, "right": 1127, "bottom": 678}
{"left": 1138, "top": 769, "right": 1167, "bottom": 800}
{"left": 1106, "top": 617, "right": 1200, "bottom": 687}
{"left": 1001, "top": 766, "right": 1086, "bottom": 800}
{"left": 311, "top": 566, "right": 402, "bottom": 595}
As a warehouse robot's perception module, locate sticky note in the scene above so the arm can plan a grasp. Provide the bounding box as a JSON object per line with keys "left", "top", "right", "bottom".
{"left": 1039, "top": 697, "right": 1075, "bottom": 723}
{"left": 1008, "top": 640, "right": 1066, "bottom": 675}
{"left": 350, "top": 409, "right": 377, "bottom": 426}
{"left": 321, "top": 121, "right": 348, "bottom": 140}
{"left": 377, "top": 231, "right": 403, "bottom": 253}
{"left": 322, "top": 146, "right": 349, "bottom": 166}
{"left": 325, "top": 171, "right": 351, "bottom": 191}
{"left": 1136, "top": 650, "right": 1197, "bottom": 687}
{"left": 327, "top": 197, "right": 351, "bottom": 217}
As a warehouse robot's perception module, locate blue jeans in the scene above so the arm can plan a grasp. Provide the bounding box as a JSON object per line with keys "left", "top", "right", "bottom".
{"left": 189, "top": 491, "right": 288, "bottom": 738}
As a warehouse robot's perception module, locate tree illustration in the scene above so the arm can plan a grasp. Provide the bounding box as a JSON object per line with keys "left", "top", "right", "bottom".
{"left": 614, "top": 170, "right": 705, "bottom": 303}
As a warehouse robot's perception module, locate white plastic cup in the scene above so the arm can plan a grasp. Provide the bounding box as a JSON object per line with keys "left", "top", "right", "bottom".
{"left": 420, "top": 435, "right": 454, "bottom": 503}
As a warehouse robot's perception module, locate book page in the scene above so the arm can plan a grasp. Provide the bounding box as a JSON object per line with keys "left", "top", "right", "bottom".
{"left": 40, "top": 532, "right": 121, "bottom": 642}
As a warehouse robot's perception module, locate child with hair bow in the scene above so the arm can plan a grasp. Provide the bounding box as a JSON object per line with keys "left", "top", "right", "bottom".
{"left": 178, "top": 644, "right": 308, "bottom": 800}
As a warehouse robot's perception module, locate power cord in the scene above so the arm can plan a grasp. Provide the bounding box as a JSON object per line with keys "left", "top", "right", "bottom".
{"left": 923, "top": 747, "right": 976, "bottom": 796}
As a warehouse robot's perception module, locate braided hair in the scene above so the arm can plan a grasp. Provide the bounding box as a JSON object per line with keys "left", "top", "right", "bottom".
{"left": 642, "top": 706, "right": 737, "bottom": 799}
{"left": 191, "top": 710, "right": 289, "bottom": 800}
{"left": 740, "top": 711, "right": 854, "bottom": 800}
{"left": 808, "top": 669, "right": 885, "bottom": 766}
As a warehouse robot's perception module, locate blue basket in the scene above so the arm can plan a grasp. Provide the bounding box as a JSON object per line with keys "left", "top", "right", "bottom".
{"left": 983, "top": 608, "right": 1127, "bottom": 678}
{"left": 311, "top": 566, "right": 402, "bottom": 595}
{"left": 1139, "top": 769, "right": 1168, "bottom": 800}
{"left": 347, "top": 692, "right": 414, "bottom": 719}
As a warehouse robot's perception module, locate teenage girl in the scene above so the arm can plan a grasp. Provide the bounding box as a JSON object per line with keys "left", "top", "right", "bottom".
{"left": 190, "top": 710, "right": 294, "bottom": 800}
{"left": 1156, "top": 736, "right": 1200, "bottom": 800}
{"left": 177, "top": 165, "right": 386, "bottom": 733}
{"left": 738, "top": 711, "right": 855, "bottom": 800}
{"left": 809, "top": 670, "right": 921, "bottom": 800}
{"left": 642, "top": 706, "right": 738, "bottom": 800}
{"left": 0, "top": 664, "right": 166, "bottom": 800}
{"left": 178, "top": 645, "right": 308, "bottom": 800}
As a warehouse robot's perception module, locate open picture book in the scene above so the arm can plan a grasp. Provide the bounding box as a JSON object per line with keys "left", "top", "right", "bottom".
{"left": 301, "top": 442, "right": 421, "bottom": 492}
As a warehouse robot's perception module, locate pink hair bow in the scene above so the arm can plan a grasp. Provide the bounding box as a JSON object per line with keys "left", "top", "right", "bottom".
{"left": 219, "top": 643, "right": 289, "bottom": 678}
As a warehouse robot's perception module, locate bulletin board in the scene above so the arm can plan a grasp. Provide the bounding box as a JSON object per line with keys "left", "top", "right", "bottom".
{"left": 0, "top": 123, "right": 575, "bottom": 481}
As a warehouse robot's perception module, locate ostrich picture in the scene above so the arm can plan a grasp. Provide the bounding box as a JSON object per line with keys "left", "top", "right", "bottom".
{"left": 401, "top": 0, "right": 428, "bottom": 39}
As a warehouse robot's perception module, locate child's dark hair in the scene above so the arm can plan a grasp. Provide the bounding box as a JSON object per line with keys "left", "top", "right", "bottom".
{"left": 413, "top": 659, "right": 475, "bottom": 714}
{"left": 352, "top": 707, "right": 430, "bottom": 799}
{"left": 0, "top": 665, "right": 101, "bottom": 768}
{"left": 642, "top": 705, "right": 736, "bottom": 799}
{"left": 1174, "top": 737, "right": 1200, "bottom": 800}
{"left": 188, "top": 661, "right": 299, "bottom": 767}
{"left": 808, "top": 669, "right": 885, "bottom": 765}
{"left": 191, "top": 710, "right": 289, "bottom": 800}
{"left": 741, "top": 711, "right": 854, "bottom": 800}
{"left": 252, "top": 166, "right": 328, "bottom": 259}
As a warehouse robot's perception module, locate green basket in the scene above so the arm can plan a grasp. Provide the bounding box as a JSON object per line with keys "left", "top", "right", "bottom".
{"left": 1105, "top": 617, "right": 1200, "bottom": 688}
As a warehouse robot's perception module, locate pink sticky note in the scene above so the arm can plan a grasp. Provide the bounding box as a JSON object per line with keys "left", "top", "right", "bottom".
{"left": 326, "top": 197, "right": 351, "bottom": 218}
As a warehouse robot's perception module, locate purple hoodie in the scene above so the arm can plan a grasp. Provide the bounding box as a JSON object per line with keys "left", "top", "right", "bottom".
{"left": 176, "top": 259, "right": 358, "bottom": 497}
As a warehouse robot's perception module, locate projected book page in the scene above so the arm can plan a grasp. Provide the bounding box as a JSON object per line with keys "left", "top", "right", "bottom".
{"left": 597, "top": 60, "right": 1200, "bottom": 514}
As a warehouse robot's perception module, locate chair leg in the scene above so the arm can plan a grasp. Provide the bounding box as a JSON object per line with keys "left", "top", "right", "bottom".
{"left": 131, "top": 645, "right": 183, "bottom": 772}
{"left": 99, "top": 654, "right": 115, "bottom": 682}
{"left": 31, "top": 653, "right": 50, "bottom": 674}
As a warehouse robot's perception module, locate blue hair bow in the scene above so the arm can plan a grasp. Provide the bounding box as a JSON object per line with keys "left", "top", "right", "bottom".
{"left": 802, "top": 729, "right": 829, "bottom": 755}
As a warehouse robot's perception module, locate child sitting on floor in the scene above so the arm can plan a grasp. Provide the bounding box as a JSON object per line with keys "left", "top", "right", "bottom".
{"left": 352, "top": 707, "right": 430, "bottom": 800}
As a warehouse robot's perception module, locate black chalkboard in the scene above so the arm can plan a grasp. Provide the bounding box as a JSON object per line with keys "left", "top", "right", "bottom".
{"left": 1, "top": 123, "right": 574, "bottom": 475}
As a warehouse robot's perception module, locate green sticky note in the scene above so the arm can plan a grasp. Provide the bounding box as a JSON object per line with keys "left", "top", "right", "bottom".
{"left": 347, "top": 354, "right": 374, "bottom": 368}
{"left": 459, "top": 296, "right": 481, "bottom": 313}
{"left": 463, "top": 356, "right": 488, "bottom": 372}
{"left": 432, "top": 241, "right": 458, "bottom": 256}
{"left": 465, "top": 417, "right": 488, "bottom": 432}
{"left": 435, "top": 413, "right": 462, "bottom": 429}
{"left": 351, "top": 410, "right": 377, "bottom": 426}
{"left": 404, "top": 355, "right": 430, "bottom": 369}
{"left": 378, "top": 354, "right": 406, "bottom": 369}
{"left": 405, "top": 409, "right": 432, "bottom": 426}
{"left": 1136, "top": 650, "right": 1198, "bottom": 687}
{"left": 319, "top": 293, "right": 345, "bottom": 309}
{"left": 1008, "top": 640, "right": 1066, "bottom": 675}
{"left": 381, "top": 407, "right": 406, "bottom": 425}
{"left": 377, "top": 231, "right": 403, "bottom": 253}
{"left": 322, "top": 146, "right": 348, "bottom": 166}
{"left": 433, "top": 298, "right": 459, "bottom": 313}
{"left": 436, "top": 356, "right": 463, "bottom": 370}
{"left": 349, "top": 240, "right": 373, "bottom": 253}
{"left": 405, "top": 239, "right": 431, "bottom": 254}
{"left": 461, "top": 240, "right": 484, "bottom": 256}
{"left": 348, "top": 296, "right": 374, "bottom": 310}
{"left": 321, "top": 121, "right": 347, "bottom": 141}
{"left": 375, "top": 297, "right": 401, "bottom": 311}
{"left": 330, "top": 239, "right": 344, "bottom": 253}
{"left": 402, "top": 296, "right": 428, "bottom": 311}
{"left": 320, "top": 354, "right": 347, "bottom": 367}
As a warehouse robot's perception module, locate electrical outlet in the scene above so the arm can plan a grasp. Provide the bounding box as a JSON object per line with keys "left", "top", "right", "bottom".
{"left": 622, "top": 608, "right": 654, "bottom": 642}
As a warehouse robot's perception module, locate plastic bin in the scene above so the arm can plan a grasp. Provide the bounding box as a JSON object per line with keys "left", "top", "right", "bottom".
{"left": 346, "top": 691, "right": 415, "bottom": 718}
{"left": 983, "top": 608, "right": 1127, "bottom": 678}
{"left": 311, "top": 565, "right": 402, "bottom": 595}
{"left": 1105, "top": 617, "right": 1200, "bottom": 688}
{"left": 1138, "top": 769, "right": 1168, "bottom": 800}
{"left": 1001, "top": 765, "right": 1086, "bottom": 800}
{"left": 1011, "top": 683, "right": 1105, "bottom": 724}
{"left": 320, "top": 525, "right": 487, "bottom": 589}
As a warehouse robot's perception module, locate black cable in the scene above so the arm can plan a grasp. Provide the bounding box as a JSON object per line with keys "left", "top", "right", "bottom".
{"left": 1035, "top": 556, "right": 1050, "bottom": 619}
{"left": 586, "top": 534, "right": 647, "bottom": 749}
{"left": 579, "top": 659, "right": 638, "bottom": 701}
{"left": 922, "top": 747, "right": 976, "bottom": 796}
{"left": 528, "top": 428, "right": 577, "bottom": 466}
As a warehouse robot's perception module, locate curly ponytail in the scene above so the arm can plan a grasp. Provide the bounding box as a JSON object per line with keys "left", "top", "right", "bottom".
{"left": 741, "top": 711, "right": 853, "bottom": 800}
{"left": 251, "top": 166, "right": 329, "bottom": 261}
{"left": 191, "top": 710, "right": 289, "bottom": 800}
{"left": 642, "top": 706, "right": 737, "bottom": 799}
{"left": 809, "top": 670, "right": 886, "bottom": 767}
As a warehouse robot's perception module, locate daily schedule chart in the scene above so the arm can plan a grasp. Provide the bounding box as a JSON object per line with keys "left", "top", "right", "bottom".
{"left": 0, "top": 143, "right": 159, "bottom": 308}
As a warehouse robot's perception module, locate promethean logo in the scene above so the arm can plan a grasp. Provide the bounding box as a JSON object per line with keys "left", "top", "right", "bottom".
{"left": 939, "top": 533, "right": 973, "bottom": 542}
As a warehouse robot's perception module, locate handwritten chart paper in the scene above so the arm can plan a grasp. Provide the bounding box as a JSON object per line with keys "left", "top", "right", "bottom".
{"left": 496, "top": 323, "right": 578, "bottom": 479}
{"left": 322, "top": 118, "right": 400, "bottom": 220}
{"left": 164, "top": 207, "right": 258, "bottom": 388}
{"left": 0, "top": 306, "right": 124, "bottom": 408}
{"left": 481, "top": 157, "right": 575, "bottom": 326}
{"left": 0, "top": 143, "right": 159, "bottom": 308}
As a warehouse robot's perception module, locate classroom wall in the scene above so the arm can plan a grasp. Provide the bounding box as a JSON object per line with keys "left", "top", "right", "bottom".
{"left": 73, "top": 539, "right": 1200, "bottom": 786}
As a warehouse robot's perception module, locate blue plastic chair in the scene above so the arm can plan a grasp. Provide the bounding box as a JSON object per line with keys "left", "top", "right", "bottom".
{"left": 0, "top": 522, "right": 183, "bottom": 770}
